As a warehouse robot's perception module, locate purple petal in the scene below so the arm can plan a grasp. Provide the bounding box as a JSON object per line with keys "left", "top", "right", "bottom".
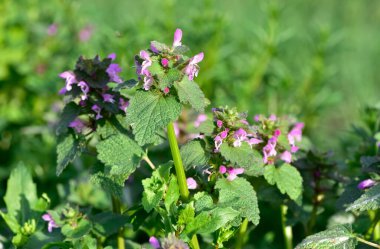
{"left": 108, "top": 53, "right": 116, "bottom": 60}
{"left": 280, "top": 151, "right": 292, "bottom": 163}
{"left": 187, "top": 177, "right": 197, "bottom": 189}
{"left": 190, "top": 52, "right": 204, "bottom": 64}
{"left": 149, "top": 236, "right": 161, "bottom": 249}
{"left": 358, "top": 179, "right": 376, "bottom": 190}
{"left": 173, "top": 28, "right": 183, "bottom": 47}
{"left": 219, "top": 165, "right": 227, "bottom": 174}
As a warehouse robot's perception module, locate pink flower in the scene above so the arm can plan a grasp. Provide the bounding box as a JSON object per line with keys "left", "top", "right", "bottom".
{"left": 220, "top": 129, "right": 229, "bottom": 139}
{"left": 263, "top": 136, "right": 278, "bottom": 164}
{"left": 219, "top": 165, "right": 227, "bottom": 174}
{"left": 149, "top": 236, "right": 161, "bottom": 249}
{"left": 78, "top": 81, "right": 89, "bottom": 100}
{"left": 194, "top": 114, "right": 207, "bottom": 127}
{"left": 187, "top": 177, "right": 197, "bottom": 189}
{"left": 173, "top": 28, "right": 183, "bottom": 47}
{"left": 288, "top": 122, "right": 304, "bottom": 146}
{"left": 254, "top": 114, "right": 262, "bottom": 122}
{"left": 143, "top": 71, "right": 154, "bottom": 90}
{"left": 226, "top": 167, "right": 244, "bottom": 181}
{"left": 42, "top": 213, "right": 59, "bottom": 233}
{"left": 106, "top": 63, "right": 123, "bottom": 83}
{"left": 358, "top": 179, "right": 376, "bottom": 190}
{"left": 59, "top": 71, "right": 77, "bottom": 91}
{"left": 274, "top": 129, "right": 281, "bottom": 137}
{"left": 280, "top": 151, "right": 292, "bottom": 163}
{"left": 108, "top": 53, "right": 116, "bottom": 60}
{"left": 119, "top": 98, "right": 129, "bottom": 112}
{"left": 91, "top": 104, "right": 103, "bottom": 120}
{"left": 247, "top": 138, "right": 263, "bottom": 148}
{"left": 216, "top": 120, "right": 223, "bottom": 128}
{"left": 163, "top": 87, "right": 170, "bottom": 94}
{"left": 268, "top": 114, "right": 277, "bottom": 121}
{"left": 161, "top": 58, "right": 169, "bottom": 67}
{"left": 233, "top": 128, "right": 247, "bottom": 147}
{"left": 173, "top": 122, "right": 180, "bottom": 137}
{"left": 47, "top": 24, "right": 58, "bottom": 36}
{"left": 69, "top": 119, "right": 86, "bottom": 133}
{"left": 185, "top": 52, "right": 204, "bottom": 81}
{"left": 102, "top": 93, "right": 115, "bottom": 103}
{"left": 214, "top": 135, "right": 223, "bottom": 151}
{"left": 139, "top": 50, "right": 152, "bottom": 74}
{"left": 291, "top": 145, "right": 299, "bottom": 153}
{"left": 79, "top": 25, "right": 93, "bottom": 42}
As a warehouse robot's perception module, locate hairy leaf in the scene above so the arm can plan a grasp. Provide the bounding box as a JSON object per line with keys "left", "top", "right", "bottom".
{"left": 90, "top": 172, "right": 124, "bottom": 197}
{"left": 56, "top": 102, "right": 80, "bottom": 135}
{"left": 194, "top": 192, "right": 214, "bottom": 213}
{"left": 126, "top": 91, "right": 181, "bottom": 145}
{"left": 215, "top": 178, "right": 260, "bottom": 225}
{"left": 295, "top": 225, "right": 357, "bottom": 249}
{"left": 164, "top": 175, "right": 180, "bottom": 211}
{"left": 180, "top": 140, "right": 209, "bottom": 170}
{"left": 264, "top": 164, "right": 303, "bottom": 203}
{"left": 346, "top": 184, "right": 380, "bottom": 213}
{"left": 174, "top": 77, "right": 207, "bottom": 112}
{"left": 56, "top": 133, "right": 83, "bottom": 176}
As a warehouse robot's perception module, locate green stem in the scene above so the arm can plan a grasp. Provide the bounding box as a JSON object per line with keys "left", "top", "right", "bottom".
{"left": 235, "top": 218, "right": 249, "bottom": 249}
{"left": 142, "top": 155, "right": 156, "bottom": 170}
{"left": 357, "top": 237, "right": 380, "bottom": 248}
{"left": 281, "top": 204, "right": 293, "bottom": 249}
{"left": 167, "top": 122, "right": 199, "bottom": 249}
{"left": 112, "top": 196, "right": 125, "bottom": 249}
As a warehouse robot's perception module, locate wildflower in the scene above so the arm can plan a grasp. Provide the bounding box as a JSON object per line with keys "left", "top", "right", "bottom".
{"left": 161, "top": 58, "right": 169, "bottom": 67}
{"left": 58, "top": 87, "right": 67, "bottom": 95}
{"left": 108, "top": 53, "right": 116, "bottom": 60}
{"left": 240, "top": 119, "right": 249, "bottom": 125}
{"left": 219, "top": 165, "right": 227, "bottom": 174}
{"left": 173, "top": 28, "right": 183, "bottom": 47}
{"left": 69, "top": 119, "right": 86, "bottom": 133}
{"left": 91, "top": 104, "right": 103, "bottom": 120}
{"left": 119, "top": 98, "right": 129, "bottom": 112}
{"left": 79, "top": 25, "right": 93, "bottom": 42}
{"left": 173, "top": 122, "right": 180, "bottom": 137}
{"left": 42, "top": 213, "right": 58, "bottom": 233}
{"left": 216, "top": 120, "right": 223, "bottom": 128}
{"left": 220, "top": 128, "right": 229, "bottom": 139}
{"left": 163, "top": 87, "right": 170, "bottom": 94}
{"left": 280, "top": 151, "right": 292, "bottom": 163}
{"left": 268, "top": 114, "right": 277, "bottom": 121}
{"left": 187, "top": 177, "right": 197, "bottom": 189}
{"left": 274, "top": 129, "right": 281, "bottom": 137}
{"left": 59, "top": 71, "right": 77, "bottom": 91}
{"left": 149, "top": 236, "right": 161, "bottom": 249}
{"left": 102, "top": 93, "right": 115, "bottom": 103}
{"left": 288, "top": 122, "right": 304, "bottom": 146}
{"left": 106, "top": 63, "right": 123, "bottom": 83}
{"left": 263, "top": 136, "right": 278, "bottom": 164}
{"left": 233, "top": 128, "right": 247, "bottom": 147}
{"left": 47, "top": 24, "right": 58, "bottom": 36}
{"left": 247, "top": 138, "right": 263, "bottom": 148}
{"left": 150, "top": 43, "right": 160, "bottom": 53}
{"left": 185, "top": 52, "right": 204, "bottom": 81}
{"left": 161, "top": 234, "right": 189, "bottom": 249}
{"left": 143, "top": 71, "right": 154, "bottom": 90}
{"left": 77, "top": 81, "right": 89, "bottom": 100}
{"left": 226, "top": 167, "right": 244, "bottom": 181}
{"left": 194, "top": 114, "right": 207, "bottom": 128}
{"left": 214, "top": 135, "right": 223, "bottom": 151}
{"left": 291, "top": 145, "right": 299, "bottom": 153}
{"left": 254, "top": 114, "right": 262, "bottom": 122}
{"left": 358, "top": 179, "right": 376, "bottom": 190}
{"left": 139, "top": 50, "right": 152, "bottom": 74}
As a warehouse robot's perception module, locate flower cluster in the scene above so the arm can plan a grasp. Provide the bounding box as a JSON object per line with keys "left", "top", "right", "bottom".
{"left": 149, "top": 234, "right": 189, "bottom": 249}
{"left": 59, "top": 54, "right": 129, "bottom": 133}
{"left": 134, "top": 29, "right": 204, "bottom": 93}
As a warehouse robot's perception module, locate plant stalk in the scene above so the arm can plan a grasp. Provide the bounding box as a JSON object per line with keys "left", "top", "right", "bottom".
{"left": 167, "top": 122, "right": 199, "bottom": 249}
{"left": 112, "top": 196, "right": 125, "bottom": 249}
{"left": 235, "top": 218, "right": 249, "bottom": 249}
{"left": 357, "top": 237, "right": 380, "bottom": 248}
{"left": 281, "top": 204, "right": 293, "bottom": 249}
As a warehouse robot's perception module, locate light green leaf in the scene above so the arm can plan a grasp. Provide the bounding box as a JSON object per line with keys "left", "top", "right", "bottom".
{"left": 178, "top": 204, "right": 195, "bottom": 228}
{"left": 220, "top": 143, "right": 264, "bottom": 176}
{"left": 165, "top": 175, "right": 180, "bottom": 211}
{"left": 194, "top": 192, "right": 213, "bottom": 212}
{"left": 61, "top": 218, "right": 92, "bottom": 239}
{"left": 126, "top": 91, "right": 181, "bottom": 145}
{"left": 92, "top": 212, "right": 128, "bottom": 237}
{"left": 90, "top": 172, "right": 124, "bottom": 197}
{"left": 56, "top": 133, "right": 83, "bottom": 176}
{"left": 180, "top": 140, "right": 209, "bottom": 170}
{"left": 174, "top": 77, "right": 207, "bottom": 112}
{"left": 56, "top": 102, "right": 80, "bottom": 135}
{"left": 157, "top": 69, "right": 182, "bottom": 90}
{"left": 96, "top": 133, "right": 143, "bottom": 179}
{"left": 215, "top": 178, "right": 260, "bottom": 225}
{"left": 295, "top": 225, "right": 357, "bottom": 249}
{"left": 264, "top": 164, "right": 303, "bottom": 203}
{"left": 346, "top": 184, "right": 380, "bottom": 213}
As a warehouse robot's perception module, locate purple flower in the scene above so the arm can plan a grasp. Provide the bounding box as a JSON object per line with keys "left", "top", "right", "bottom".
{"left": 69, "top": 119, "right": 86, "bottom": 133}
{"left": 173, "top": 28, "right": 182, "bottom": 47}
{"left": 233, "top": 128, "right": 247, "bottom": 147}
{"left": 119, "top": 98, "right": 129, "bottom": 112}
{"left": 102, "top": 93, "right": 115, "bottom": 103}
{"left": 139, "top": 50, "right": 152, "bottom": 74}
{"left": 219, "top": 165, "right": 227, "bottom": 174}
{"left": 185, "top": 52, "right": 204, "bottom": 81}
{"left": 194, "top": 114, "right": 207, "bottom": 127}
{"left": 254, "top": 114, "right": 262, "bottom": 122}
{"left": 106, "top": 63, "right": 123, "bottom": 83}
{"left": 79, "top": 25, "right": 93, "bottom": 42}
{"left": 216, "top": 120, "right": 223, "bottom": 128}
{"left": 291, "top": 145, "right": 299, "bottom": 153}
{"left": 143, "top": 71, "right": 154, "bottom": 90}
{"left": 288, "top": 122, "right": 304, "bottom": 146}
{"left": 214, "top": 135, "right": 223, "bottom": 151}
{"left": 226, "top": 167, "right": 244, "bottom": 181}
{"left": 240, "top": 119, "right": 249, "bottom": 125}
{"left": 149, "top": 236, "right": 160, "bottom": 249}
{"left": 220, "top": 129, "right": 229, "bottom": 139}
{"left": 274, "top": 129, "right": 281, "bottom": 137}
{"left": 108, "top": 53, "right": 116, "bottom": 60}
{"left": 78, "top": 81, "right": 89, "bottom": 100}
{"left": 280, "top": 151, "right": 292, "bottom": 163}
{"left": 268, "top": 114, "right": 277, "bottom": 121}
{"left": 47, "top": 24, "right": 58, "bottom": 36}
{"left": 59, "top": 71, "right": 77, "bottom": 91}
{"left": 263, "top": 136, "right": 278, "bottom": 164}
{"left": 161, "top": 58, "right": 169, "bottom": 67}
{"left": 42, "top": 213, "right": 58, "bottom": 233}
{"left": 91, "top": 104, "right": 103, "bottom": 120}
{"left": 247, "top": 138, "right": 263, "bottom": 148}
{"left": 187, "top": 177, "right": 197, "bottom": 189}
{"left": 58, "top": 87, "right": 67, "bottom": 95}
{"left": 358, "top": 179, "right": 376, "bottom": 190}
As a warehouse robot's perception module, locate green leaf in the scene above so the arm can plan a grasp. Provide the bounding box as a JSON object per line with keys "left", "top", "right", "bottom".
{"left": 150, "top": 41, "right": 170, "bottom": 52}
{"left": 263, "top": 164, "right": 303, "bottom": 203}
{"left": 142, "top": 163, "right": 172, "bottom": 212}
{"left": 180, "top": 140, "right": 209, "bottom": 170}
{"left": 346, "top": 184, "right": 380, "bottom": 213}
{"left": 174, "top": 77, "right": 207, "bottom": 112}
{"left": 72, "top": 235, "right": 97, "bottom": 249}
{"left": 158, "top": 69, "right": 183, "bottom": 90}
{"left": 96, "top": 133, "right": 143, "bottom": 179}
{"left": 220, "top": 143, "right": 264, "bottom": 176}
{"left": 184, "top": 207, "right": 239, "bottom": 235}
{"left": 56, "top": 133, "right": 83, "bottom": 176}
{"left": 90, "top": 172, "right": 124, "bottom": 197}
{"left": 91, "top": 212, "right": 128, "bottom": 237}
{"left": 178, "top": 204, "right": 195, "bottom": 228}
{"left": 215, "top": 178, "right": 260, "bottom": 225}
{"left": 164, "top": 175, "right": 180, "bottom": 211}
{"left": 61, "top": 218, "right": 92, "bottom": 239}
{"left": 126, "top": 91, "right": 181, "bottom": 145}
{"left": 56, "top": 102, "right": 80, "bottom": 135}
{"left": 295, "top": 225, "right": 357, "bottom": 249}
{"left": 194, "top": 192, "right": 214, "bottom": 212}
{"left": 3, "top": 163, "right": 37, "bottom": 223}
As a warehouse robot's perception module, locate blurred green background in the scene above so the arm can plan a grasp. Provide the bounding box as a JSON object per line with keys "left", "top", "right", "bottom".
{"left": 0, "top": 0, "right": 379, "bottom": 246}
